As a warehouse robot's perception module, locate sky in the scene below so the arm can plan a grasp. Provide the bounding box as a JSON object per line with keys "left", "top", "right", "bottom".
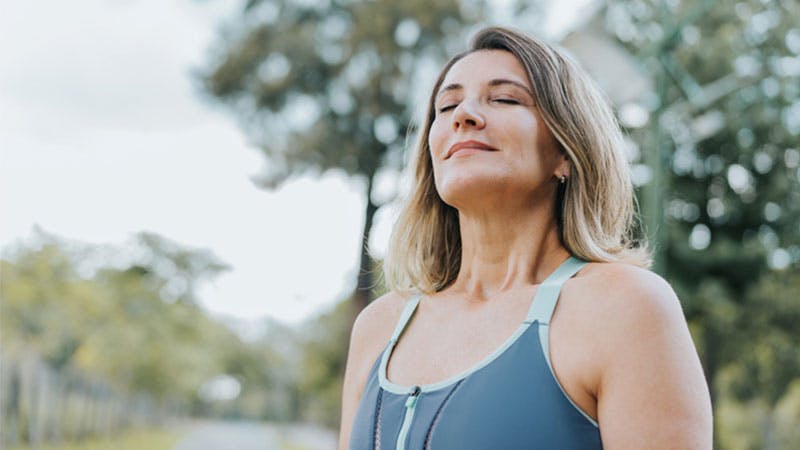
{"left": 0, "top": 0, "right": 592, "bottom": 326}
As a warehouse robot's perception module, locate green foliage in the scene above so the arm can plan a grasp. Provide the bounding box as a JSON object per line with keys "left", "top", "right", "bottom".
{"left": 1, "top": 244, "right": 90, "bottom": 370}
{"left": 0, "top": 230, "right": 263, "bottom": 406}
{"left": 605, "top": 0, "right": 800, "bottom": 447}
{"left": 716, "top": 387, "right": 800, "bottom": 450}
{"left": 294, "top": 299, "right": 353, "bottom": 428}
{"left": 728, "top": 272, "right": 800, "bottom": 404}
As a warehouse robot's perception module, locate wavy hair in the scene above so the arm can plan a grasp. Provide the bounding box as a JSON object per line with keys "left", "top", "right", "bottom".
{"left": 384, "top": 26, "right": 650, "bottom": 294}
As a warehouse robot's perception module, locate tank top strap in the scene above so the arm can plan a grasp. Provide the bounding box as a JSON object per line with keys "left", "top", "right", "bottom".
{"left": 389, "top": 294, "right": 423, "bottom": 343}
{"left": 525, "top": 256, "right": 588, "bottom": 325}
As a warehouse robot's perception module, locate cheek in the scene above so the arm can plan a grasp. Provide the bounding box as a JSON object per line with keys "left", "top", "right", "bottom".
{"left": 535, "top": 123, "right": 558, "bottom": 153}
{"left": 428, "top": 118, "right": 447, "bottom": 156}
{"left": 526, "top": 112, "right": 558, "bottom": 152}
{"left": 514, "top": 118, "right": 557, "bottom": 161}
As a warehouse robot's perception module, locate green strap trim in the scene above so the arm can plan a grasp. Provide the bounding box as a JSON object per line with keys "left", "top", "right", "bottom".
{"left": 525, "top": 256, "right": 588, "bottom": 325}
{"left": 390, "top": 294, "right": 422, "bottom": 342}
{"left": 529, "top": 256, "right": 598, "bottom": 427}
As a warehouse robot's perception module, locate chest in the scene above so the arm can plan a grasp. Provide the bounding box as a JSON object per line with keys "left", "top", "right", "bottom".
{"left": 386, "top": 294, "right": 533, "bottom": 386}
{"left": 350, "top": 321, "right": 603, "bottom": 450}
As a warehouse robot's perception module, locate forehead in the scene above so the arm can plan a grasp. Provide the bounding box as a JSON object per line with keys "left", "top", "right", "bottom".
{"left": 440, "top": 49, "right": 530, "bottom": 89}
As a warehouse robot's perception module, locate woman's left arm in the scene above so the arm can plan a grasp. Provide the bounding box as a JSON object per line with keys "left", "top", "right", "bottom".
{"left": 596, "top": 268, "right": 713, "bottom": 450}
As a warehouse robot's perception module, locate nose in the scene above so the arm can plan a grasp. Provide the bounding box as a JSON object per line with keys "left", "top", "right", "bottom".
{"left": 452, "top": 99, "right": 486, "bottom": 131}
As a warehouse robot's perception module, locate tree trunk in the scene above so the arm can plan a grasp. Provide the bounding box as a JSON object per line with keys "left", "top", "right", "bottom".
{"left": 353, "top": 174, "right": 379, "bottom": 316}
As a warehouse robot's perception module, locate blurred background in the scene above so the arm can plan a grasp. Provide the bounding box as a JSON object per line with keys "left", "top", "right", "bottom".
{"left": 1, "top": 0, "right": 798, "bottom": 449}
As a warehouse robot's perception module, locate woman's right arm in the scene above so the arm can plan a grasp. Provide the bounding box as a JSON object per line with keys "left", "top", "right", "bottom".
{"left": 338, "top": 292, "right": 405, "bottom": 450}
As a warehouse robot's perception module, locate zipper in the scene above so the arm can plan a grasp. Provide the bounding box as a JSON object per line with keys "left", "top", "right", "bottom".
{"left": 395, "top": 385, "right": 421, "bottom": 450}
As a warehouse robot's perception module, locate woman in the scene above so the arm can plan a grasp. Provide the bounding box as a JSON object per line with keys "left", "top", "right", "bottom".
{"left": 339, "top": 27, "right": 712, "bottom": 450}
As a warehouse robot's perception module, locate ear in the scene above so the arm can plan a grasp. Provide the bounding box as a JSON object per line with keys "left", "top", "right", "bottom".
{"left": 555, "top": 156, "right": 571, "bottom": 179}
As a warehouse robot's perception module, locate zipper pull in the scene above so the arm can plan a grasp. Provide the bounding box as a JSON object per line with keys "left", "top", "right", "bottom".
{"left": 405, "top": 386, "right": 421, "bottom": 408}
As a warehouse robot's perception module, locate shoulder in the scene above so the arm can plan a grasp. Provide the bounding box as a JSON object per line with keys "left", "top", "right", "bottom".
{"left": 559, "top": 262, "right": 691, "bottom": 385}
{"left": 345, "top": 291, "right": 413, "bottom": 388}
{"left": 575, "top": 261, "right": 673, "bottom": 297}
{"left": 339, "top": 292, "right": 416, "bottom": 448}
{"left": 569, "top": 262, "right": 683, "bottom": 328}
{"left": 554, "top": 261, "right": 687, "bottom": 388}
{"left": 565, "top": 263, "right": 691, "bottom": 365}
{"left": 350, "top": 291, "right": 410, "bottom": 351}
{"left": 568, "top": 263, "right": 712, "bottom": 447}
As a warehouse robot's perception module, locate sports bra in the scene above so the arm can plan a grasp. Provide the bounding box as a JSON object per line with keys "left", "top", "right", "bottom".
{"left": 348, "top": 256, "right": 603, "bottom": 450}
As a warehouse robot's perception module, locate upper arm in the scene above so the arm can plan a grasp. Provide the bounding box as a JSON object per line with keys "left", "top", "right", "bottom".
{"left": 338, "top": 291, "right": 405, "bottom": 450}
{"left": 594, "top": 268, "right": 712, "bottom": 450}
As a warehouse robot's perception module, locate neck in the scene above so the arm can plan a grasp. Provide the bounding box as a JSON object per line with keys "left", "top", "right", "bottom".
{"left": 447, "top": 203, "right": 568, "bottom": 301}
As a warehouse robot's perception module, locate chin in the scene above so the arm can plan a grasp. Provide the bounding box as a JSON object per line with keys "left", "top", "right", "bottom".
{"left": 436, "top": 173, "right": 509, "bottom": 208}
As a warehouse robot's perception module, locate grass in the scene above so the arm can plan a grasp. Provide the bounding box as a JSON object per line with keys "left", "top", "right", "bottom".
{"left": 277, "top": 440, "right": 314, "bottom": 450}
{"left": 278, "top": 444, "right": 310, "bottom": 450}
{"left": 6, "top": 428, "right": 181, "bottom": 450}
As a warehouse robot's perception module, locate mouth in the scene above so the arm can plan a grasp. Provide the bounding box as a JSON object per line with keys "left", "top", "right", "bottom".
{"left": 445, "top": 140, "right": 498, "bottom": 159}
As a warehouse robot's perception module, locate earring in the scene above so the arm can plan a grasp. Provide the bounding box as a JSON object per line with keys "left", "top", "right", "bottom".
{"left": 559, "top": 175, "right": 566, "bottom": 184}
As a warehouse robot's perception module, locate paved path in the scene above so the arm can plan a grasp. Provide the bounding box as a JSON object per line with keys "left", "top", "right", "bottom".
{"left": 170, "top": 420, "right": 337, "bottom": 450}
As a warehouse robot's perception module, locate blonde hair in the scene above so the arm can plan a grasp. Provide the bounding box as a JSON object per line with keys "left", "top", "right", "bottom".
{"left": 385, "top": 26, "right": 651, "bottom": 294}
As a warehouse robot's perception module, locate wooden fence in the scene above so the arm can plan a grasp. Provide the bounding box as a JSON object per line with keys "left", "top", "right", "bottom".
{"left": 0, "top": 351, "right": 168, "bottom": 449}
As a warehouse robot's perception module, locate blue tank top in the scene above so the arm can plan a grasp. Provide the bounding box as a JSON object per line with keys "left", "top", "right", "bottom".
{"left": 348, "top": 256, "right": 602, "bottom": 450}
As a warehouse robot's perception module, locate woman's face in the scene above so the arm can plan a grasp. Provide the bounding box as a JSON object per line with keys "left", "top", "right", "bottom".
{"left": 428, "top": 49, "right": 566, "bottom": 210}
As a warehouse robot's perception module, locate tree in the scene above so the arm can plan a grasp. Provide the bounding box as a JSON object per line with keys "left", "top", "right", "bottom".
{"left": 199, "top": 0, "right": 495, "bottom": 313}
{"left": 294, "top": 297, "right": 353, "bottom": 427}
{"left": 0, "top": 229, "right": 252, "bottom": 402}
{"left": 131, "top": 232, "right": 231, "bottom": 306}
{"left": 603, "top": 0, "right": 800, "bottom": 447}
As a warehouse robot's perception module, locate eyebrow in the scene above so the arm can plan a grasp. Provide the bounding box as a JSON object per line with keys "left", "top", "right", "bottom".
{"left": 436, "top": 78, "right": 534, "bottom": 99}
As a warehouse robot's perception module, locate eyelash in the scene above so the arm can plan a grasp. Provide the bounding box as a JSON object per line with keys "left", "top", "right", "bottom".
{"left": 437, "top": 98, "right": 520, "bottom": 113}
{"left": 494, "top": 98, "right": 520, "bottom": 105}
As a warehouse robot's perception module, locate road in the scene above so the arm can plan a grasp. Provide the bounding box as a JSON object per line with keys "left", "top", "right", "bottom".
{"left": 170, "top": 420, "right": 337, "bottom": 450}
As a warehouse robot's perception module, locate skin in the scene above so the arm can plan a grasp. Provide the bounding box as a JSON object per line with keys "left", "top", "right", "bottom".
{"left": 339, "top": 50, "right": 712, "bottom": 450}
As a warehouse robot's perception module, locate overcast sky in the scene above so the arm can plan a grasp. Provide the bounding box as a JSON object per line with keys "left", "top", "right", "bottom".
{"left": 0, "top": 0, "right": 591, "bottom": 325}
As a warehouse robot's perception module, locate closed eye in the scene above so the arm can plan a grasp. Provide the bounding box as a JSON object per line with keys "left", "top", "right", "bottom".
{"left": 493, "top": 98, "right": 520, "bottom": 105}
{"left": 438, "top": 104, "right": 457, "bottom": 113}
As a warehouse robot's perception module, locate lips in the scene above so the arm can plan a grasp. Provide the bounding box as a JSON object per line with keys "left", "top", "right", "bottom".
{"left": 445, "top": 140, "right": 498, "bottom": 159}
